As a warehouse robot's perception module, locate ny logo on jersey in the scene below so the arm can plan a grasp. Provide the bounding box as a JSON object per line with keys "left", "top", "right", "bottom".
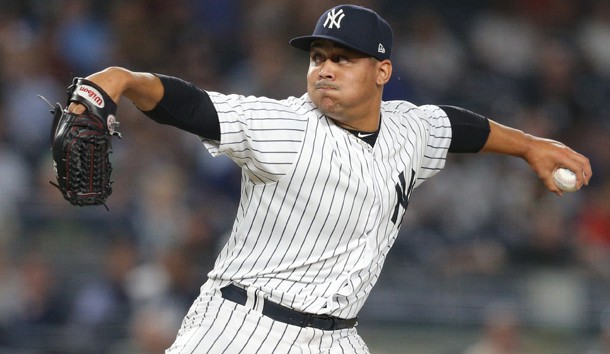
{"left": 391, "top": 170, "right": 416, "bottom": 225}
{"left": 324, "top": 8, "right": 345, "bottom": 29}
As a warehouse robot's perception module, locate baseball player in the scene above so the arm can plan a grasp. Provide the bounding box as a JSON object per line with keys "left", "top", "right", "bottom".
{"left": 68, "top": 4, "right": 591, "bottom": 353}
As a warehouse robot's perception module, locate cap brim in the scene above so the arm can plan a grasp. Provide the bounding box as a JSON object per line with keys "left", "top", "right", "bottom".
{"left": 289, "top": 35, "right": 317, "bottom": 52}
{"left": 289, "top": 35, "right": 371, "bottom": 57}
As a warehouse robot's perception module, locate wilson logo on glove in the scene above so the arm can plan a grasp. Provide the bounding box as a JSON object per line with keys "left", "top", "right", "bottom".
{"left": 77, "top": 85, "right": 105, "bottom": 108}
{"left": 40, "top": 78, "right": 121, "bottom": 210}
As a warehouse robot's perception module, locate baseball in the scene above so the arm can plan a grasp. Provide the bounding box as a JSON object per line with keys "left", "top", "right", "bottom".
{"left": 553, "top": 168, "right": 578, "bottom": 192}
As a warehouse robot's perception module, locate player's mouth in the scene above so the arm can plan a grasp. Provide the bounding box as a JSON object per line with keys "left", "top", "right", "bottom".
{"left": 315, "top": 81, "right": 339, "bottom": 91}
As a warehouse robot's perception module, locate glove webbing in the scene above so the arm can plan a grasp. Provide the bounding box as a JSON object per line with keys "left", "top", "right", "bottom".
{"left": 48, "top": 113, "right": 114, "bottom": 210}
{"left": 66, "top": 126, "right": 112, "bottom": 203}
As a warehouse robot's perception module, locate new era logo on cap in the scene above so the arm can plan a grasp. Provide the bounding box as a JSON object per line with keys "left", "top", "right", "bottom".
{"left": 289, "top": 5, "right": 393, "bottom": 61}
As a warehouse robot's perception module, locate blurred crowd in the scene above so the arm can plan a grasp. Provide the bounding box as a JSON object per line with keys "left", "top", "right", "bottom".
{"left": 1, "top": 0, "right": 609, "bottom": 353}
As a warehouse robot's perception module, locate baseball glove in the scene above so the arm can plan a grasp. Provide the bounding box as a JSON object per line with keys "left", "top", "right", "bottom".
{"left": 43, "top": 78, "right": 121, "bottom": 209}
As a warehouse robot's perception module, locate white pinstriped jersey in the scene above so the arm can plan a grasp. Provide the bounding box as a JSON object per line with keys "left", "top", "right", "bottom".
{"left": 202, "top": 92, "right": 452, "bottom": 319}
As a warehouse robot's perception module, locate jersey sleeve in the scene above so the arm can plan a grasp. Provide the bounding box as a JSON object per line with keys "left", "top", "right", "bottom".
{"left": 414, "top": 104, "right": 452, "bottom": 187}
{"left": 202, "top": 92, "right": 308, "bottom": 183}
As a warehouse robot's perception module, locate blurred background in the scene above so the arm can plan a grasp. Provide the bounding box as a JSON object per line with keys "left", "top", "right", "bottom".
{"left": 0, "top": 0, "right": 609, "bottom": 353}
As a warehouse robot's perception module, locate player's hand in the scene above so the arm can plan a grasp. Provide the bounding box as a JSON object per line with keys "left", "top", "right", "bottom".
{"left": 523, "top": 136, "right": 592, "bottom": 195}
{"left": 67, "top": 67, "right": 125, "bottom": 114}
{"left": 69, "top": 67, "right": 163, "bottom": 114}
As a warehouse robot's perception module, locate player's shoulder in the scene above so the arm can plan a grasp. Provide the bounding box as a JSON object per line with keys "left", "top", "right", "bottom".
{"left": 381, "top": 99, "right": 417, "bottom": 112}
{"left": 208, "top": 91, "right": 315, "bottom": 119}
{"left": 245, "top": 93, "right": 317, "bottom": 117}
{"left": 283, "top": 93, "right": 318, "bottom": 114}
{"left": 381, "top": 100, "right": 443, "bottom": 121}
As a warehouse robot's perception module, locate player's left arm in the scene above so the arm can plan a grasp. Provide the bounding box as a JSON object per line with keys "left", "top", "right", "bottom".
{"left": 440, "top": 105, "right": 592, "bottom": 195}
{"left": 481, "top": 119, "right": 592, "bottom": 195}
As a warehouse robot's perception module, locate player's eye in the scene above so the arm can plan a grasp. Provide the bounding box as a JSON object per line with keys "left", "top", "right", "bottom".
{"left": 311, "top": 53, "right": 325, "bottom": 64}
{"left": 332, "top": 55, "right": 349, "bottom": 64}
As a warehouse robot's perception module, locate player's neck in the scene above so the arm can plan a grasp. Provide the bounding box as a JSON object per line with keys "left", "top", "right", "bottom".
{"left": 341, "top": 115, "right": 381, "bottom": 146}
{"left": 332, "top": 109, "right": 381, "bottom": 132}
{"left": 343, "top": 126, "right": 379, "bottom": 146}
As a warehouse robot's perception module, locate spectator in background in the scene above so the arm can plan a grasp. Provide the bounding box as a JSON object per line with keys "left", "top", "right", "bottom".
{"left": 64, "top": 238, "right": 137, "bottom": 354}
{"left": 114, "top": 305, "right": 181, "bottom": 354}
{"left": 463, "top": 301, "right": 524, "bottom": 354}
{"left": 225, "top": 0, "right": 302, "bottom": 98}
{"left": 8, "top": 249, "right": 69, "bottom": 352}
{"left": 469, "top": 2, "right": 538, "bottom": 79}
{"left": 524, "top": 37, "right": 585, "bottom": 138}
{"left": 585, "top": 307, "right": 610, "bottom": 354}
{"left": 575, "top": 180, "right": 610, "bottom": 280}
{"left": 578, "top": 0, "right": 610, "bottom": 80}
{"left": 2, "top": 15, "right": 64, "bottom": 166}
{"left": 507, "top": 195, "right": 576, "bottom": 268}
{"left": 131, "top": 163, "right": 191, "bottom": 258}
{"left": 0, "top": 119, "right": 29, "bottom": 242}
{"left": 466, "top": 1, "right": 537, "bottom": 120}
{"left": 0, "top": 244, "right": 21, "bottom": 349}
{"left": 393, "top": 7, "right": 467, "bottom": 102}
{"left": 55, "top": 0, "right": 113, "bottom": 75}
{"left": 114, "top": 245, "right": 202, "bottom": 354}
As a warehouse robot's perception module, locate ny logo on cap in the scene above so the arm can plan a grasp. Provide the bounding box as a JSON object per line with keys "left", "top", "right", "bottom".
{"left": 324, "top": 8, "right": 345, "bottom": 29}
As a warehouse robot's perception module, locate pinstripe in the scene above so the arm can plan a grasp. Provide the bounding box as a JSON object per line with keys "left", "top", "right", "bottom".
{"left": 270, "top": 323, "right": 290, "bottom": 353}
{"left": 339, "top": 340, "right": 348, "bottom": 354}
{"left": 221, "top": 182, "right": 280, "bottom": 279}
{"left": 185, "top": 303, "right": 222, "bottom": 352}
{"left": 251, "top": 320, "right": 277, "bottom": 353}
{"left": 169, "top": 295, "right": 224, "bottom": 353}
{"left": 255, "top": 132, "right": 327, "bottom": 275}
{"left": 236, "top": 313, "right": 262, "bottom": 354}
{"left": 286, "top": 165, "right": 353, "bottom": 286}
{"left": 316, "top": 330, "right": 326, "bottom": 353}
{"left": 266, "top": 145, "right": 336, "bottom": 276}
{"left": 288, "top": 325, "right": 306, "bottom": 353}
{"left": 181, "top": 92, "right": 452, "bottom": 352}
{"left": 205, "top": 301, "right": 238, "bottom": 353}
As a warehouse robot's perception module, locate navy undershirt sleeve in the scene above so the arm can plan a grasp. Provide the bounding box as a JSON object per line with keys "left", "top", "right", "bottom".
{"left": 142, "top": 74, "right": 220, "bottom": 140}
{"left": 140, "top": 80, "right": 488, "bottom": 152}
{"left": 439, "top": 105, "right": 490, "bottom": 153}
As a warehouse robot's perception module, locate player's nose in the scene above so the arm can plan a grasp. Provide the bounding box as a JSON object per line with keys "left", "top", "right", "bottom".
{"left": 318, "top": 61, "right": 335, "bottom": 80}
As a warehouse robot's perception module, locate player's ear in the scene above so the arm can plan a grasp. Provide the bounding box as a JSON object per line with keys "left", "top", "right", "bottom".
{"left": 376, "top": 59, "right": 392, "bottom": 86}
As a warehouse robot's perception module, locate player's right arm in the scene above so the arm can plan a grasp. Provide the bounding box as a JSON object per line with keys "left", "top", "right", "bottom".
{"left": 481, "top": 119, "right": 592, "bottom": 194}
{"left": 69, "top": 67, "right": 163, "bottom": 113}
{"left": 69, "top": 66, "right": 221, "bottom": 140}
{"left": 436, "top": 105, "right": 591, "bottom": 194}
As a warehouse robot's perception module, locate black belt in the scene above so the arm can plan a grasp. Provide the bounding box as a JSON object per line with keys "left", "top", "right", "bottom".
{"left": 220, "top": 284, "right": 357, "bottom": 331}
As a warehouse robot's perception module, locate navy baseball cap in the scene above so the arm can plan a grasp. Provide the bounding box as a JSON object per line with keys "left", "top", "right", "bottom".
{"left": 290, "top": 4, "right": 393, "bottom": 61}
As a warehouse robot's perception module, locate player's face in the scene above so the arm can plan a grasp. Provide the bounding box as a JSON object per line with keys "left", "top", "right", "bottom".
{"left": 307, "top": 40, "right": 391, "bottom": 131}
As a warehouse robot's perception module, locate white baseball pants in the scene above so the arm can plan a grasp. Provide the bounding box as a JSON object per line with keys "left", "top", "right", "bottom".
{"left": 165, "top": 284, "right": 370, "bottom": 354}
